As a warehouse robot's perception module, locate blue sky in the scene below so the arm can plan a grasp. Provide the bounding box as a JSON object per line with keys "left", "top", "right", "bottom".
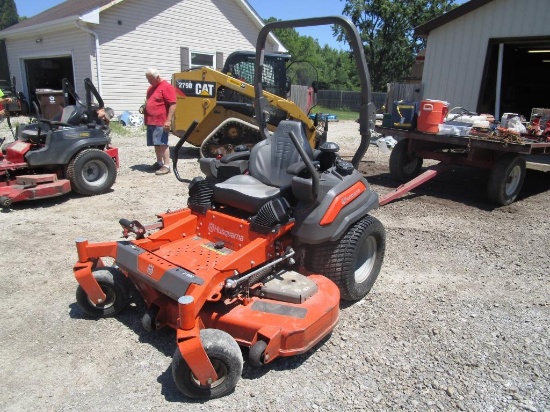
{"left": 14, "top": 0, "right": 466, "bottom": 49}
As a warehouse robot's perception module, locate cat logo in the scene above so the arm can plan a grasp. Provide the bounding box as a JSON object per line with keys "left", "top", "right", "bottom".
{"left": 196, "top": 83, "right": 214, "bottom": 96}
{"left": 176, "top": 80, "right": 216, "bottom": 98}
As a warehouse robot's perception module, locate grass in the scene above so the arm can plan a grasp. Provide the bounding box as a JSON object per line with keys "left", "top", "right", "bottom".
{"left": 109, "top": 120, "right": 143, "bottom": 136}
{"left": 309, "top": 105, "right": 358, "bottom": 121}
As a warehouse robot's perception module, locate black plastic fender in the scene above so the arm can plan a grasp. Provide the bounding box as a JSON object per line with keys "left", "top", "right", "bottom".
{"left": 25, "top": 126, "right": 110, "bottom": 167}
{"left": 291, "top": 170, "right": 379, "bottom": 244}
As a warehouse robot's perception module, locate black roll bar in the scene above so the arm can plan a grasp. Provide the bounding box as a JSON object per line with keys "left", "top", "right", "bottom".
{"left": 254, "top": 16, "right": 373, "bottom": 168}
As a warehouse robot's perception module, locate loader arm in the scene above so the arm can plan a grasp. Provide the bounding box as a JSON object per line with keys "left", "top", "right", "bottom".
{"left": 172, "top": 66, "right": 321, "bottom": 156}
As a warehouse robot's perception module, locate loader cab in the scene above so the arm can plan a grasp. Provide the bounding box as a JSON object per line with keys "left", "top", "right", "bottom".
{"left": 223, "top": 51, "right": 291, "bottom": 98}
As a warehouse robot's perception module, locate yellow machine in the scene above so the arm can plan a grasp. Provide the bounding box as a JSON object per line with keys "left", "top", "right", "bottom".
{"left": 172, "top": 51, "right": 325, "bottom": 157}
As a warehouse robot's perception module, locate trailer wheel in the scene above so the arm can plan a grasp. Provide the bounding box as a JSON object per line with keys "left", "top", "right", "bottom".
{"left": 307, "top": 215, "right": 385, "bottom": 301}
{"left": 487, "top": 153, "right": 526, "bottom": 206}
{"left": 66, "top": 149, "right": 117, "bottom": 196}
{"left": 75, "top": 267, "right": 130, "bottom": 318}
{"left": 389, "top": 138, "right": 423, "bottom": 182}
{"left": 249, "top": 340, "right": 268, "bottom": 367}
{"left": 172, "top": 329, "right": 243, "bottom": 399}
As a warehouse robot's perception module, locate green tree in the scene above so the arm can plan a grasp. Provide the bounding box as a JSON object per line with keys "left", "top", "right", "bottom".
{"left": 267, "top": 17, "right": 360, "bottom": 92}
{"left": 0, "top": 0, "right": 18, "bottom": 30}
{"left": 336, "top": 0, "right": 457, "bottom": 91}
{"left": 0, "top": 0, "right": 19, "bottom": 81}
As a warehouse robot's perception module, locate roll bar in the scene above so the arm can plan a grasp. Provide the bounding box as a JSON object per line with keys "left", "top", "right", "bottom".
{"left": 254, "top": 16, "right": 373, "bottom": 168}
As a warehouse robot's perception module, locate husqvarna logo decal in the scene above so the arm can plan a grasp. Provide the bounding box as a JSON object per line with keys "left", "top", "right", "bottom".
{"left": 207, "top": 223, "right": 244, "bottom": 242}
{"left": 147, "top": 264, "right": 154, "bottom": 276}
{"left": 341, "top": 188, "right": 362, "bottom": 205}
{"left": 319, "top": 181, "right": 366, "bottom": 226}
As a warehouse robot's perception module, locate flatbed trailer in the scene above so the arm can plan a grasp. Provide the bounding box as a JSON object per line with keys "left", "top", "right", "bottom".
{"left": 374, "top": 126, "right": 550, "bottom": 206}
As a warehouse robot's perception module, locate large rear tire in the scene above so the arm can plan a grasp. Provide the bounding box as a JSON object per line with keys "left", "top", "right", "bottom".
{"left": 66, "top": 149, "right": 117, "bottom": 196}
{"left": 487, "top": 153, "right": 526, "bottom": 206}
{"left": 308, "top": 215, "right": 385, "bottom": 301}
{"left": 172, "top": 329, "right": 243, "bottom": 399}
{"left": 389, "top": 138, "right": 423, "bottom": 182}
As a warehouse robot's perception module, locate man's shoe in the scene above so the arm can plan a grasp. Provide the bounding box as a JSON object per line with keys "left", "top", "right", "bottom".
{"left": 155, "top": 166, "right": 170, "bottom": 175}
{"left": 149, "top": 162, "right": 162, "bottom": 171}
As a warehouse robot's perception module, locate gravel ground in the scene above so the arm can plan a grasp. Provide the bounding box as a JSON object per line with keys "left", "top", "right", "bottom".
{"left": 0, "top": 118, "right": 548, "bottom": 411}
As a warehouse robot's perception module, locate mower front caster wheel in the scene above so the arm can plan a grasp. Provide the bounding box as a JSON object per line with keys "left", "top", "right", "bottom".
{"left": 0, "top": 196, "right": 12, "bottom": 210}
{"left": 249, "top": 340, "right": 268, "bottom": 367}
{"left": 75, "top": 267, "right": 130, "bottom": 318}
{"left": 172, "top": 329, "right": 243, "bottom": 399}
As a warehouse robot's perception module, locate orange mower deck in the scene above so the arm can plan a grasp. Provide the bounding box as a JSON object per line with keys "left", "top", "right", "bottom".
{"left": 74, "top": 208, "right": 340, "bottom": 384}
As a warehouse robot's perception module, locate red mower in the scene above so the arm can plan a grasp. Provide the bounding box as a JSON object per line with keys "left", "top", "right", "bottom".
{"left": 72, "top": 17, "right": 383, "bottom": 399}
{"left": 0, "top": 78, "right": 118, "bottom": 209}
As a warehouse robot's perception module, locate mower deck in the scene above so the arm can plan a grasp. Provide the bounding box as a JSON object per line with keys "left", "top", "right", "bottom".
{"left": 75, "top": 208, "right": 340, "bottom": 363}
{"left": 0, "top": 173, "right": 71, "bottom": 204}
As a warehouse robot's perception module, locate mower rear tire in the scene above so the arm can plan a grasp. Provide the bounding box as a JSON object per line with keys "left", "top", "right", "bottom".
{"left": 308, "top": 215, "right": 385, "bottom": 301}
{"left": 172, "top": 328, "right": 243, "bottom": 399}
{"left": 487, "top": 153, "right": 526, "bottom": 206}
{"left": 389, "top": 138, "right": 423, "bottom": 182}
{"left": 75, "top": 267, "right": 130, "bottom": 318}
{"left": 66, "top": 148, "right": 116, "bottom": 196}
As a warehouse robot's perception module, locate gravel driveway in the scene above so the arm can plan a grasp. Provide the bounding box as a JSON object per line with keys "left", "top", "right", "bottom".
{"left": 0, "top": 119, "right": 548, "bottom": 411}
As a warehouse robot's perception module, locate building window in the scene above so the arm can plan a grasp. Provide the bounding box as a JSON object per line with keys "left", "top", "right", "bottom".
{"left": 191, "top": 52, "right": 215, "bottom": 68}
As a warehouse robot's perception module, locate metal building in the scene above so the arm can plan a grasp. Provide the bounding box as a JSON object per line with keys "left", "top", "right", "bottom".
{"left": 415, "top": 0, "right": 550, "bottom": 120}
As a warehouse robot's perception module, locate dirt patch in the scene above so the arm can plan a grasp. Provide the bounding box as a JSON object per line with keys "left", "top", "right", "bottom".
{"left": 0, "top": 119, "right": 548, "bottom": 411}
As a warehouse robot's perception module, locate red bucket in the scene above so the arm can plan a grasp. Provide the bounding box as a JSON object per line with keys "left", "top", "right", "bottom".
{"left": 417, "top": 100, "right": 448, "bottom": 133}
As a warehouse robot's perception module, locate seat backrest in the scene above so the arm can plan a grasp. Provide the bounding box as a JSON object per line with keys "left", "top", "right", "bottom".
{"left": 60, "top": 105, "right": 84, "bottom": 125}
{"left": 249, "top": 120, "right": 313, "bottom": 187}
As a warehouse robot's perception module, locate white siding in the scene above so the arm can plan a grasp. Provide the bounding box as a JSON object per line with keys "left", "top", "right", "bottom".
{"left": 6, "top": 28, "right": 93, "bottom": 100}
{"left": 5, "top": 0, "right": 280, "bottom": 115}
{"left": 422, "top": 0, "right": 550, "bottom": 110}
{"left": 95, "top": 0, "right": 279, "bottom": 114}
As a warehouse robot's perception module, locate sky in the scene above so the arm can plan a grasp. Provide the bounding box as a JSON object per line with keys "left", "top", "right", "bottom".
{"left": 13, "top": 0, "right": 467, "bottom": 49}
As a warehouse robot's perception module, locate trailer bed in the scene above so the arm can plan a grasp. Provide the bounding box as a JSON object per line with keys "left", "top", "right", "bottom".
{"left": 374, "top": 126, "right": 550, "bottom": 206}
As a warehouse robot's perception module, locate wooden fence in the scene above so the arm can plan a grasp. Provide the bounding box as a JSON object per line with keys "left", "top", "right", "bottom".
{"left": 314, "top": 83, "right": 424, "bottom": 113}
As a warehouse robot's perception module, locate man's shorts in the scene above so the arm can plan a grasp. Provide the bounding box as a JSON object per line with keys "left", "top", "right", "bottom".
{"left": 146, "top": 125, "right": 169, "bottom": 146}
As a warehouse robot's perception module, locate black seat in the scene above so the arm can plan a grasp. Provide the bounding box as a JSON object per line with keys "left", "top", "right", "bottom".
{"left": 213, "top": 120, "right": 313, "bottom": 214}
{"left": 59, "top": 105, "right": 86, "bottom": 125}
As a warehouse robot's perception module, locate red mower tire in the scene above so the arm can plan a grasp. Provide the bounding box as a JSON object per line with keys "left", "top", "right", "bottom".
{"left": 75, "top": 267, "right": 130, "bottom": 318}
{"left": 389, "top": 138, "right": 423, "bottom": 182}
{"left": 66, "top": 149, "right": 117, "bottom": 196}
{"left": 308, "top": 215, "right": 385, "bottom": 301}
{"left": 172, "top": 329, "right": 243, "bottom": 399}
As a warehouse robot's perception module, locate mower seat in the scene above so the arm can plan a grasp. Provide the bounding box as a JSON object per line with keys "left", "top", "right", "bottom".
{"left": 213, "top": 120, "right": 313, "bottom": 213}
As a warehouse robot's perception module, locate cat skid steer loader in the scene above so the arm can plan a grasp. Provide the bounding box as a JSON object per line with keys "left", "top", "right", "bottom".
{"left": 171, "top": 51, "right": 328, "bottom": 158}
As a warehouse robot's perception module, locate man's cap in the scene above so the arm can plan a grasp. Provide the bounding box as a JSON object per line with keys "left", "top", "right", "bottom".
{"left": 104, "top": 107, "right": 115, "bottom": 120}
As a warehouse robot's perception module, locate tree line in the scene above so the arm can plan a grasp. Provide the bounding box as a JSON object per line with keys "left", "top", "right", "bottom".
{"left": 269, "top": 0, "right": 457, "bottom": 92}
